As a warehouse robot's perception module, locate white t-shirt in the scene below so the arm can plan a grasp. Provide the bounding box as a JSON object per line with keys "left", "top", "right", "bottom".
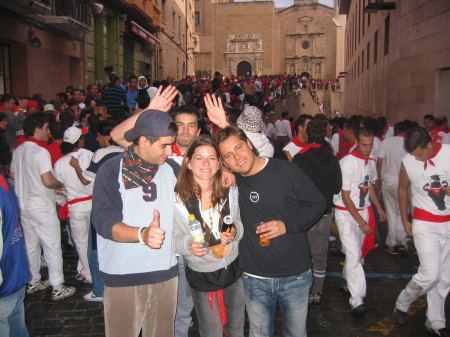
{"left": 274, "top": 119, "right": 292, "bottom": 139}
{"left": 11, "top": 142, "right": 56, "bottom": 210}
{"left": 370, "top": 136, "right": 382, "bottom": 159}
{"left": 331, "top": 132, "right": 340, "bottom": 156}
{"left": 261, "top": 123, "right": 276, "bottom": 139}
{"left": 283, "top": 141, "right": 303, "bottom": 158}
{"left": 378, "top": 136, "right": 407, "bottom": 185}
{"left": 334, "top": 154, "right": 377, "bottom": 209}
{"left": 403, "top": 144, "right": 450, "bottom": 215}
{"left": 53, "top": 151, "right": 94, "bottom": 212}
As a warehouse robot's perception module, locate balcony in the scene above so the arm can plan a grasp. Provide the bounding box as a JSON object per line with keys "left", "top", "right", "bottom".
{"left": 41, "top": 0, "right": 92, "bottom": 39}
{"left": 0, "top": 0, "right": 52, "bottom": 16}
{"left": 109, "top": 0, "right": 161, "bottom": 30}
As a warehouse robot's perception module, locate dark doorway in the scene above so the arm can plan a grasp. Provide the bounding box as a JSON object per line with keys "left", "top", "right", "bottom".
{"left": 299, "top": 72, "right": 310, "bottom": 78}
{"left": 237, "top": 61, "right": 252, "bottom": 77}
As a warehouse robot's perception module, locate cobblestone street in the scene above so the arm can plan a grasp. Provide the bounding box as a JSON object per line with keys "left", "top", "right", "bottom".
{"left": 24, "top": 225, "right": 450, "bottom": 337}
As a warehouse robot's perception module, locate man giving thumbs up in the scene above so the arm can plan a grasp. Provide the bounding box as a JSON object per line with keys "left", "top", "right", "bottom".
{"left": 92, "top": 105, "right": 180, "bottom": 337}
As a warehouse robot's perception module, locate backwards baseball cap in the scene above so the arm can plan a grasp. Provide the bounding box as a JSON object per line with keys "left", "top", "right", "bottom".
{"left": 124, "top": 109, "right": 177, "bottom": 142}
{"left": 63, "top": 127, "right": 88, "bottom": 144}
{"left": 27, "top": 100, "right": 39, "bottom": 108}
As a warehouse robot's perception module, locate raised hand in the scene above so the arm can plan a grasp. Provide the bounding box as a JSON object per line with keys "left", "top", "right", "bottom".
{"left": 204, "top": 94, "right": 228, "bottom": 128}
{"left": 148, "top": 85, "right": 178, "bottom": 112}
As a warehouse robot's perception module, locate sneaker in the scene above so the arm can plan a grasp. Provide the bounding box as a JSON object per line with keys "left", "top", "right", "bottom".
{"left": 75, "top": 273, "right": 92, "bottom": 284}
{"left": 394, "top": 307, "right": 407, "bottom": 325}
{"left": 83, "top": 291, "right": 103, "bottom": 302}
{"left": 351, "top": 304, "right": 366, "bottom": 316}
{"left": 425, "top": 321, "right": 450, "bottom": 336}
{"left": 398, "top": 245, "right": 409, "bottom": 255}
{"left": 26, "top": 280, "right": 50, "bottom": 294}
{"left": 52, "top": 286, "right": 76, "bottom": 302}
{"left": 385, "top": 245, "right": 399, "bottom": 255}
{"left": 309, "top": 293, "right": 321, "bottom": 305}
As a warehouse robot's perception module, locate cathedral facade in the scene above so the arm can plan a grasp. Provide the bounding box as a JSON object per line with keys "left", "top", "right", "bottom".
{"left": 194, "top": 0, "right": 342, "bottom": 79}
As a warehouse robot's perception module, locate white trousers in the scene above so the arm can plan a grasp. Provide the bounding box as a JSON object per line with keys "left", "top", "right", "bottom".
{"left": 396, "top": 219, "right": 450, "bottom": 330}
{"left": 69, "top": 210, "right": 91, "bottom": 280}
{"left": 382, "top": 183, "right": 408, "bottom": 247}
{"left": 21, "top": 207, "right": 64, "bottom": 288}
{"left": 335, "top": 208, "right": 368, "bottom": 308}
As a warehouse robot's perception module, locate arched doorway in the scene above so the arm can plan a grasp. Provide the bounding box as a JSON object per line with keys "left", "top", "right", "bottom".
{"left": 299, "top": 72, "right": 310, "bottom": 78}
{"left": 237, "top": 61, "right": 252, "bottom": 77}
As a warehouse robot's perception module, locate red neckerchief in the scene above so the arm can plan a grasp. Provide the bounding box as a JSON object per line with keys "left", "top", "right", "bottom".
{"left": 431, "top": 126, "right": 445, "bottom": 134}
{"left": 292, "top": 137, "right": 306, "bottom": 148}
{"left": 298, "top": 143, "right": 322, "bottom": 154}
{"left": 280, "top": 117, "right": 286, "bottom": 121}
{"left": 172, "top": 143, "right": 184, "bottom": 157}
{"left": 377, "top": 136, "right": 384, "bottom": 142}
{"left": 337, "top": 129, "right": 343, "bottom": 135}
{"left": 350, "top": 147, "right": 375, "bottom": 166}
{"left": 397, "top": 132, "right": 406, "bottom": 137}
{"left": 22, "top": 137, "right": 48, "bottom": 149}
{"left": 424, "top": 142, "right": 442, "bottom": 170}
{"left": 128, "top": 86, "right": 138, "bottom": 92}
{"left": 0, "top": 174, "right": 9, "bottom": 192}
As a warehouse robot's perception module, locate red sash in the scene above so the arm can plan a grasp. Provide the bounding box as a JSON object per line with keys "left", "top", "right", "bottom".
{"left": 413, "top": 208, "right": 450, "bottom": 223}
{"left": 335, "top": 205, "right": 376, "bottom": 258}
{"left": 58, "top": 196, "right": 93, "bottom": 221}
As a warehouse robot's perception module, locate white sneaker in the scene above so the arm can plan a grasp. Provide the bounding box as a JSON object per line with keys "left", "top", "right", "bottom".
{"left": 26, "top": 280, "right": 50, "bottom": 294}
{"left": 83, "top": 291, "right": 103, "bottom": 302}
{"left": 52, "top": 286, "right": 76, "bottom": 302}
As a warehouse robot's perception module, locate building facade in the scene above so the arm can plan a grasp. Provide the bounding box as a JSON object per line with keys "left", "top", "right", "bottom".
{"left": 158, "top": 0, "right": 191, "bottom": 80}
{"left": 340, "top": 0, "right": 450, "bottom": 123}
{"left": 0, "top": 0, "right": 91, "bottom": 98}
{"left": 195, "top": 0, "right": 340, "bottom": 79}
{"left": 86, "top": 0, "right": 162, "bottom": 85}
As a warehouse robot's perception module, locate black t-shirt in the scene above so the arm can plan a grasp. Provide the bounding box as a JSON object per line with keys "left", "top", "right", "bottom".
{"left": 235, "top": 158, "right": 326, "bottom": 278}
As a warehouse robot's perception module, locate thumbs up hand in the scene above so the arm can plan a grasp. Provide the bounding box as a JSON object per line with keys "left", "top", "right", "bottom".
{"left": 143, "top": 210, "right": 165, "bottom": 249}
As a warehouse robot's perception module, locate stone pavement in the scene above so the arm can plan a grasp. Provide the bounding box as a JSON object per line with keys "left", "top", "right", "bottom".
{"left": 24, "top": 225, "right": 449, "bottom": 337}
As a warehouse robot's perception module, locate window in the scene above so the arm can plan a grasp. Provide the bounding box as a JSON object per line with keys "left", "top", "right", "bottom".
{"left": 302, "top": 41, "right": 310, "bottom": 49}
{"left": 374, "top": 31, "right": 378, "bottom": 64}
{"left": 195, "top": 11, "right": 200, "bottom": 25}
{"left": 358, "top": 56, "right": 360, "bottom": 77}
{"left": 384, "top": 16, "right": 390, "bottom": 56}
{"left": 367, "top": 42, "right": 370, "bottom": 69}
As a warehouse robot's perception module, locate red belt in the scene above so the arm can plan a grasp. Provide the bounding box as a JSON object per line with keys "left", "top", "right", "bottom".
{"left": 413, "top": 208, "right": 450, "bottom": 223}
{"left": 58, "top": 196, "right": 92, "bottom": 221}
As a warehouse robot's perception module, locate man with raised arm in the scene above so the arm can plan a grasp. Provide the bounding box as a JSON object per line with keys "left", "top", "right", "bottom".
{"left": 205, "top": 94, "right": 326, "bottom": 337}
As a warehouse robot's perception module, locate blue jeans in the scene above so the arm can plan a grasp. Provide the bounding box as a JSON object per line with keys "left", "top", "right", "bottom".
{"left": 174, "top": 256, "right": 193, "bottom": 337}
{"left": 243, "top": 269, "right": 312, "bottom": 337}
{"left": 0, "top": 286, "right": 29, "bottom": 337}
{"left": 87, "top": 223, "right": 104, "bottom": 297}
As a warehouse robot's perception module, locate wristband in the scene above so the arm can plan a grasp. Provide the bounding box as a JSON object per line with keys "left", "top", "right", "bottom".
{"left": 359, "top": 222, "right": 367, "bottom": 228}
{"left": 138, "top": 227, "right": 147, "bottom": 245}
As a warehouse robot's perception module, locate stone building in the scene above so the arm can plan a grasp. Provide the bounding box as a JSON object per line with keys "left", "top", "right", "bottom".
{"left": 158, "top": 0, "right": 190, "bottom": 80}
{"left": 195, "top": 0, "right": 340, "bottom": 79}
{"left": 340, "top": 0, "right": 450, "bottom": 123}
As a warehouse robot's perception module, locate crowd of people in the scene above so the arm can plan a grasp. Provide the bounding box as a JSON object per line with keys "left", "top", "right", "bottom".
{"left": 0, "top": 70, "right": 449, "bottom": 337}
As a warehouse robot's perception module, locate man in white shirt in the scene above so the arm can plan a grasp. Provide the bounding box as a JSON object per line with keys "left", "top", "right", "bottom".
{"left": 10, "top": 112, "right": 75, "bottom": 302}
{"left": 274, "top": 111, "right": 292, "bottom": 147}
{"left": 261, "top": 114, "right": 276, "bottom": 139}
{"left": 395, "top": 127, "right": 450, "bottom": 336}
{"left": 333, "top": 127, "right": 386, "bottom": 314}
{"left": 377, "top": 121, "right": 409, "bottom": 254}
{"left": 283, "top": 114, "right": 312, "bottom": 161}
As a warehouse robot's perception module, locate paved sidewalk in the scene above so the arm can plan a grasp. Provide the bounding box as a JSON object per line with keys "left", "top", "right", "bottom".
{"left": 24, "top": 226, "right": 449, "bottom": 337}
